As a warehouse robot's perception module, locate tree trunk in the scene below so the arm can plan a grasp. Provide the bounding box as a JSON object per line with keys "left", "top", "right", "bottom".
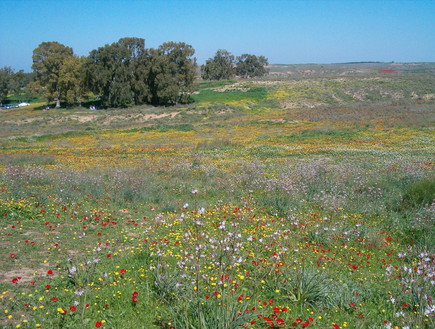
{"left": 55, "top": 98, "right": 60, "bottom": 108}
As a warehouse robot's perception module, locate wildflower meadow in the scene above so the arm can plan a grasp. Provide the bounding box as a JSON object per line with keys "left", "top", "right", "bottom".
{"left": 1, "top": 63, "right": 434, "bottom": 328}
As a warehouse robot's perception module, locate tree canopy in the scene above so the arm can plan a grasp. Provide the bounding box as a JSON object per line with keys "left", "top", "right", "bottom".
{"left": 23, "top": 38, "right": 268, "bottom": 108}
{"left": 201, "top": 49, "right": 235, "bottom": 80}
{"left": 148, "top": 42, "right": 197, "bottom": 105}
{"left": 201, "top": 51, "right": 268, "bottom": 80}
{"left": 32, "top": 41, "right": 75, "bottom": 107}
{"left": 235, "top": 54, "right": 269, "bottom": 78}
{"left": 84, "top": 37, "right": 147, "bottom": 108}
{"left": 0, "top": 67, "right": 29, "bottom": 103}
{"left": 59, "top": 56, "right": 87, "bottom": 106}
{"left": 84, "top": 38, "right": 197, "bottom": 107}
{"left": 0, "top": 67, "right": 15, "bottom": 102}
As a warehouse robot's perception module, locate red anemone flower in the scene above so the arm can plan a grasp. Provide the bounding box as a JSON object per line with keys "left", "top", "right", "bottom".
{"left": 276, "top": 318, "right": 285, "bottom": 325}
{"left": 132, "top": 291, "right": 139, "bottom": 304}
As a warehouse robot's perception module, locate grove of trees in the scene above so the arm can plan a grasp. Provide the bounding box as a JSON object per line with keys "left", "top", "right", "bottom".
{"left": 84, "top": 38, "right": 197, "bottom": 107}
{"left": 0, "top": 67, "right": 32, "bottom": 104}
{"left": 0, "top": 38, "right": 269, "bottom": 108}
{"left": 201, "top": 50, "right": 268, "bottom": 80}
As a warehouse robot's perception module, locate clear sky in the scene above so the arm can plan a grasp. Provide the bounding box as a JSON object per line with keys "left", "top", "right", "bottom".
{"left": 1, "top": 0, "right": 434, "bottom": 72}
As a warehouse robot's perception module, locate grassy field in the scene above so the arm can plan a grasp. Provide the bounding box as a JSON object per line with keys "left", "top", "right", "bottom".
{"left": 0, "top": 63, "right": 434, "bottom": 329}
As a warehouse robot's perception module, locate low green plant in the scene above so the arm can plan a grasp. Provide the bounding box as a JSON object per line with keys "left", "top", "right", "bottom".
{"left": 400, "top": 178, "right": 435, "bottom": 210}
{"left": 277, "top": 267, "right": 333, "bottom": 309}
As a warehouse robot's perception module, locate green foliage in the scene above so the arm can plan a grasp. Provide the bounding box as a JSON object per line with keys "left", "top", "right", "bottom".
{"left": 32, "top": 41, "right": 75, "bottom": 107}
{"left": 201, "top": 49, "right": 236, "bottom": 80}
{"left": 85, "top": 37, "right": 147, "bottom": 108}
{"left": 59, "top": 56, "right": 87, "bottom": 106}
{"left": 148, "top": 42, "right": 197, "bottom": 105}
{"left": 0, "top": 67, "right": 25, "bottom": 102}
{"left": 278, "top": 268, "right": 333, "bottom": 308}
{"left": 0, "top": 66, "right": 13, "bottom": 102}
{"left": 400, "top": 179, "right": 435, "bottom": 210}
{"left": 85, "top": 38, "right": 196, "bottom": 107}
{"left": 235, "top": 54, "right": 269, "bottom": 78}
{"left": 258, "top": 190, "right": 294, "bottom": 217}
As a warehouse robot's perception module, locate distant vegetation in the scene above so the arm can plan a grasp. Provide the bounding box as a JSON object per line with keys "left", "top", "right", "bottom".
{"left": 0, "top": 67, "right": 34, "bottom": 104}
{"left": 200, "top": 49, "right": 268, "bottom": 80}
{"left": 1, "top": 38, "right": 269, "bottom": 109}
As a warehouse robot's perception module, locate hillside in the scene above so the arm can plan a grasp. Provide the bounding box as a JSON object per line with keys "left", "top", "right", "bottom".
{"left": 0, "top": 63, "right": 434, "bottom": 329}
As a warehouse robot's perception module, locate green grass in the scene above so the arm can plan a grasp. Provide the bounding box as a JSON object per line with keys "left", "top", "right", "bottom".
{"left": 195, "top": 80, "right": 238, "bottom": 90}
{"left": 282, "top": 128, "right": 360, "bottom": 142}
{"left": 191, "top": 87, "right": 267, "bottom": 104}
{"left": 400, "top": 178, "right": 435, "bottom": 210}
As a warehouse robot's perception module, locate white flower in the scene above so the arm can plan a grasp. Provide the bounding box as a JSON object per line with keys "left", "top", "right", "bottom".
{"left": 69, "top": 266, "right": 77, "bottom": 275}
{"left": 425, "top": 305, "right": 435, "bottom": 315}
{"left": 74, "top": 289, "right": 85, "bottom": 296}
{"left": 191, "top": 189, "right": 198, "bottom": 194}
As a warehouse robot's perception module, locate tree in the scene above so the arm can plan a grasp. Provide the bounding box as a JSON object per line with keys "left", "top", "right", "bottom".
{"left": 85, "top": 37, "right": 149, "bottom": 108}
{"left": 0, "top": 67, "right": 15, "bottom": 103}
{"left": 32, "top": 41, "right": 74, "bottom": 107}
{"left": 85, "top": 38, "right": 197, "bottom": 107}
{"left": 58, "top": 56, "right": 87, "bottom": 106}
{"left": 148, "top": 42, "right": 197, "bottom": 105}
{"left": 201, "top": 49, "right": 235, "bottom": 80}
{"left": 235, "top": 54, "right": 269, "bottom": 78}
{"left": 0, "top": 67, "right": 29, "bottom": 103}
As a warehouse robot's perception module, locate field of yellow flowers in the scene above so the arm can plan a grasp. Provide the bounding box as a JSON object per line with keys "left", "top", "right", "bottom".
{"left": 1, "top": 64, "right": 434, "bottom": 328}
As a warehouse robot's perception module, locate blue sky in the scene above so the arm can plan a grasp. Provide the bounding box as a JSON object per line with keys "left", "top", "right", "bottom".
{"left": 1, "top": 0, "right": 434, "bottom": 72}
